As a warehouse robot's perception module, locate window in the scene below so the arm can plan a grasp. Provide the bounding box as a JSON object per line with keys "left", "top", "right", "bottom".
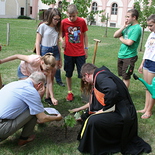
{"left": 30, "top": 6, "right": 32, "bottom": 14}
{"left": 111, "top": 3, "right": 118, "bottom": 15}
{"left": 21, "top": 7, "right": 24, "bottom": 16}
{"left": 92, "top": 2, "right": 97, "bottom": 12}
{"left": 110, "top": 23, "right": 116, "bottom": 27}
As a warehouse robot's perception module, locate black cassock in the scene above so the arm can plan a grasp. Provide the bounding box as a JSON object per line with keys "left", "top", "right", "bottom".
{"left": 78, "top": 66, "right": 151, "bottom": 155}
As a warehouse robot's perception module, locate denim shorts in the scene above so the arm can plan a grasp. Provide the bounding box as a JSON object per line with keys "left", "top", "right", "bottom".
{"left": 143, "top": 59, "right": 155, "bottom": 73}
{"left": 40, "top": 45, "right": 60, "bottom": 61}
{"left": 17, "top": 65, "right": 28, "bottom": 79}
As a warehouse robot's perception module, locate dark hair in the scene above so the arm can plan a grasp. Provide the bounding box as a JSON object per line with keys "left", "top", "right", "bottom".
{"left": 80, "top": 63, "right": 97, "bottom": 94}
{"left": 147, "top": 14, "right": 155, "bottom": 23}
{"left": 127, "top": 9, "right": 139, "bottom": 20}
{"left": 44, "top": 8, "right": 52, "bottom": 21}
{"left": 46, "top": 8, "right": 61, "bottom": 32}
{"left": 81, "top": 63, "right": 97, "bottom": 77}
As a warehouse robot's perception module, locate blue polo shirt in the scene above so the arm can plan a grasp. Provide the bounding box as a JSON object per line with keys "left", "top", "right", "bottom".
{"left": 0, "top": 78, "right": 44, "bottom": 119}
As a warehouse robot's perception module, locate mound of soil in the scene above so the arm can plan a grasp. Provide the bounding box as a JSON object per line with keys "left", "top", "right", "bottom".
{"left": 37, "top": 120, "right": 82, "bottom": 144}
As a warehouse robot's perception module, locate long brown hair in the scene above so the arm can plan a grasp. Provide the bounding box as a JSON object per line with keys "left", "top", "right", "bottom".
{"left": 81, "top": 63, "right": 97, "bottom": 94}
{"left": 46, "top": 8, "right": 61, "bottom": 32}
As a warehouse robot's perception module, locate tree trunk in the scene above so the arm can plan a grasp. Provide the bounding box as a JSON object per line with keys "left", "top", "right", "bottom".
{"left": 0, "top": 74, "right": 2, "bottom": 89}
{"left": 140, "top": 27, "right": 145, "bottom": 52}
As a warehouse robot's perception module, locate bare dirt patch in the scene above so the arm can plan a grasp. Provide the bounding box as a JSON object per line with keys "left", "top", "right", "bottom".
{"left": 37, "top": 120, "right": 82, "bottom": 144}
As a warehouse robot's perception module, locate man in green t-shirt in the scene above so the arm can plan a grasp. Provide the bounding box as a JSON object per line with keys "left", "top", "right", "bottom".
{"left": 114, "top": 9, "right": 142, "bottom": 88}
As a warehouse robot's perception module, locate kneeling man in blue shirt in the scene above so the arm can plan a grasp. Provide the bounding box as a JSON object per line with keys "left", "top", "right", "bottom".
{"left": 0, "top": 71, "right": 62, "bottom": 146}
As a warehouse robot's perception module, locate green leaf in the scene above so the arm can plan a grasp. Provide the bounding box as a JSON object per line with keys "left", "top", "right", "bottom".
{"left": 64, "top": 115, "right": 76, "bottom": 127}
{"left": 74, "top": 111, "right": 84, "bottom": 119}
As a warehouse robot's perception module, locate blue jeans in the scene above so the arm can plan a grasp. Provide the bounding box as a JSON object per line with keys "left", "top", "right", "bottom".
{"left": 40, "top": 45, "right": 60, "bottom": 61}
{"left": 55, "top": 69, "right": 62, "bottom": 83}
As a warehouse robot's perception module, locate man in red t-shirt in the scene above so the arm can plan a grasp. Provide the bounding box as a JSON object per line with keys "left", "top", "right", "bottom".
{"left": 61, "top": 4, "right": 88, "bottom": 101}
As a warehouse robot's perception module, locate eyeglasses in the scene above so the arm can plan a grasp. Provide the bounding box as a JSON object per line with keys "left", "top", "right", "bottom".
{"left": 53, "top": 18, "right": 60, "bottom": 22}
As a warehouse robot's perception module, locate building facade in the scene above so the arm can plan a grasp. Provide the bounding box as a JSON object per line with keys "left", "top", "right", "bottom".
{"left": 0, "top": 0, "right": 135, "bottom": 28}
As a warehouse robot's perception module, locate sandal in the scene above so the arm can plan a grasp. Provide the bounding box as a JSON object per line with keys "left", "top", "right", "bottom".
{"left": 141, "top": 114, "right": 152, "bottom": 119}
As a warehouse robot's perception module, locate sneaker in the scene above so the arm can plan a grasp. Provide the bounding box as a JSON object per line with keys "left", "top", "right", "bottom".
{"left": 57, "top": 81, "right": 65, "bottom": 87}
{"left": 44, "top": 97, "right": 53, "bottom": 106}
{"left": 66, "top": 93, "right": 74, "bottom": 101}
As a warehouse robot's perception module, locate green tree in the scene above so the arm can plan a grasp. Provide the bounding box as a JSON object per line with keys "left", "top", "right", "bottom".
{"left": 41, "top": 0, "right": 104, "bottom": 19}
{"left": 87, "top": 13, "right": 95, "bottom": 25}
{"left": 41, "top": 0, "right": 56, "bottom": 5}
{"left": 134, "top": 0, "right": 155, "bottom": 51}
{"left": 100, "top": 13, "right": 109, "bottom": 37}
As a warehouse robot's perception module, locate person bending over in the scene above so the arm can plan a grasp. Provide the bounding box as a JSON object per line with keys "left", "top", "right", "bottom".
{"left": 70, "top": 63, "right": 151, "bottom": 155}
{"left": 0, "top": 71, "right": 62, "bottom": 146}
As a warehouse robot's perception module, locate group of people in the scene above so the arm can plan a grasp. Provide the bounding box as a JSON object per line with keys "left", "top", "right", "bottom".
{"left": 114, "top": 10, "right": 155, "bottom": 120}
{"left": 0, "top": 3, "right": 155, "bottom": 155}
{"left": 0, "top": 3, "right": 88, "bottom": 147}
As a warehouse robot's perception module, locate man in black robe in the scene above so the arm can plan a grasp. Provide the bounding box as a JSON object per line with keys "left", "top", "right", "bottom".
{"left": 70, "top": 63, "right": 151, "bottom": 155}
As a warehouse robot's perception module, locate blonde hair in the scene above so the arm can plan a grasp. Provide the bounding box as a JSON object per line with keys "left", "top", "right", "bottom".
{"left": 41, "top": 53, "right": 56, "bottom": 67}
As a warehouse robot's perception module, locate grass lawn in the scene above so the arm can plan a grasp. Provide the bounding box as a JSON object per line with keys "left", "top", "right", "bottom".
{"left": 0, "top": 18, "right": 154, "bottom": 155}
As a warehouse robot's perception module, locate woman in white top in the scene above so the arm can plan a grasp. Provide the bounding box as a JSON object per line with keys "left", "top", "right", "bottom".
{"left": 138, "top": 14, "right": 155, "bottom": 119}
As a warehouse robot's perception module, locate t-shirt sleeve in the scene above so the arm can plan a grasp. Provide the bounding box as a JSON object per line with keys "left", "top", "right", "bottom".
{"left": 82, "top": 19, "right": 88, "bottom": 33}
{"left": 22, "top": 87, "right": 44, "bottom": 115}
{"left": 37, "top": 23, "right": 44, "bottom": 36}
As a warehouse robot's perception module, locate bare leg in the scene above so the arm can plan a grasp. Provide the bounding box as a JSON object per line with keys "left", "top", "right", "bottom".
{"left": 141, "top": 70, "right": 155, "bottom": 119}
{"left": 137, "top": 90, "right": 149, "bottom": 113}
{"left": 66, "top": 77, "right": 72, "bottom": 91}
{"left": 123, "top": 79, "right": 130, "bottom": 88}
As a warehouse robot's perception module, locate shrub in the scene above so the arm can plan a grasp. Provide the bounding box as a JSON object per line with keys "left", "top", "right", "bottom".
{"left": 17, "top": 15, "right": 31, "bottom": 19}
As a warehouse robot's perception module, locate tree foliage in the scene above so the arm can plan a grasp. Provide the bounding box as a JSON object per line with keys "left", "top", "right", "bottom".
{"left": 134, "top": 0, "right": 155, "bottom": 51}
{"left": 41, "top": 0, "right": 104, "bottom": 19}
{"left": 134, "top": 0, "right": 155, "bottom": 29}
{"left": 41, "top": 0, "right": 56, "bottom": 5}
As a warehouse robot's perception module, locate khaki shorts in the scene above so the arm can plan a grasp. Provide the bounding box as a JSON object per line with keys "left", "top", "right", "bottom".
{"left": 118, "top": 56, "right": 138, "bottom": 80}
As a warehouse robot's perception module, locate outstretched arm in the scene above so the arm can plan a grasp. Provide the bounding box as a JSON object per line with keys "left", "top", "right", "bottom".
{"left": 36, "top": 112, "right": 62, "bottom": 123}
{"left": 0, "top": 54, "right": 30, "bottom": 64}
{"left": 46, "top": 72, "right": 58, "bottom": 105}
{"left": 69, "top": 103, "right": 89, "bottom": 113}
